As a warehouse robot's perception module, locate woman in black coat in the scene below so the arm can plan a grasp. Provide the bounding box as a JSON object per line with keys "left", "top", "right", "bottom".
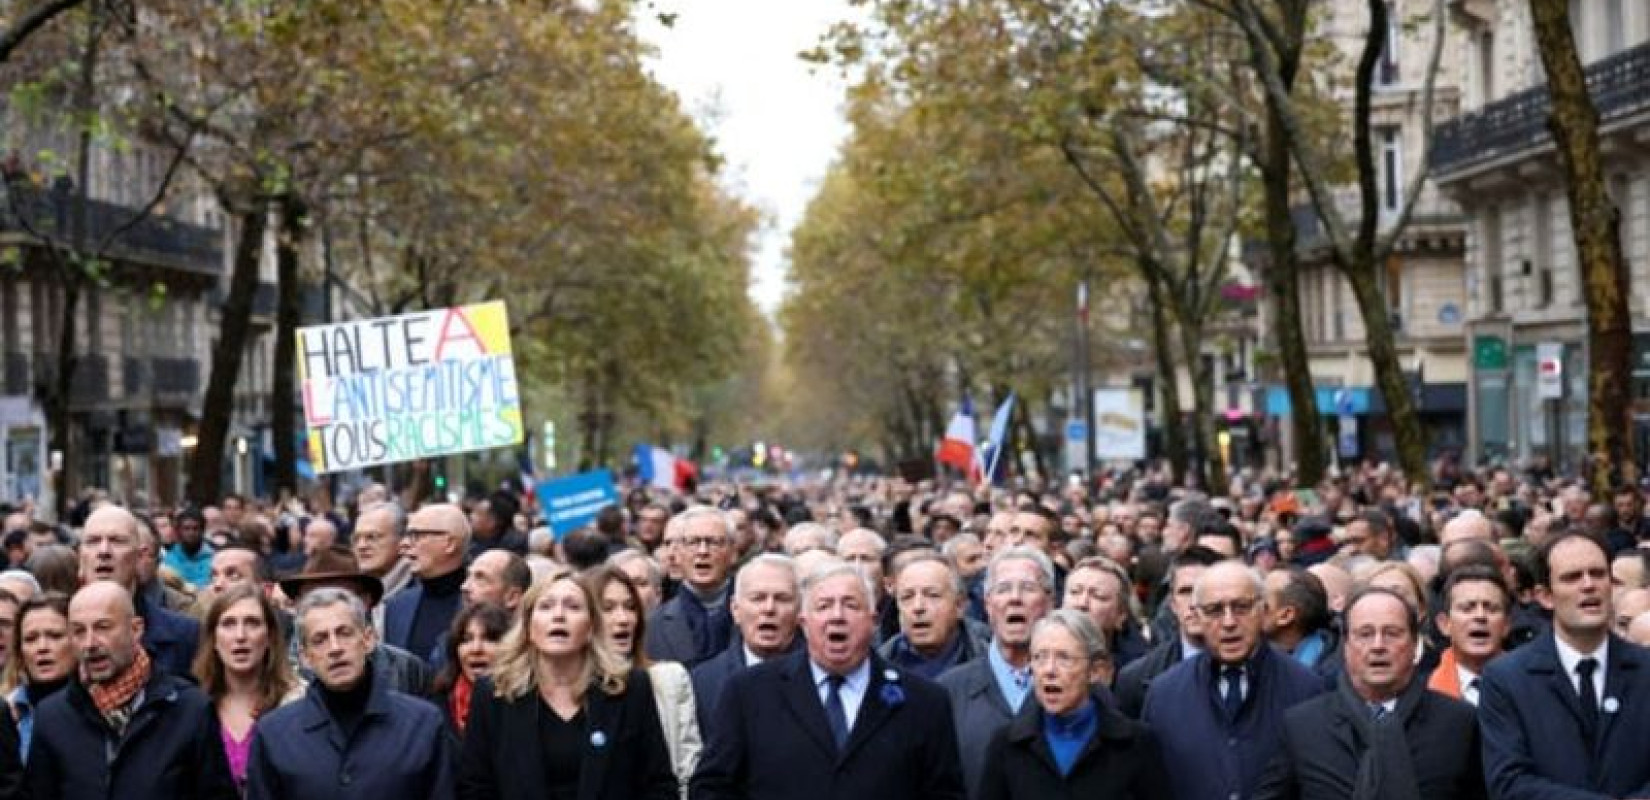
{"left": 978, "top": 610, "right": 1169, "bottom": 800}
{"left": 458, "top": 569, "right": 675, "bottom": 800}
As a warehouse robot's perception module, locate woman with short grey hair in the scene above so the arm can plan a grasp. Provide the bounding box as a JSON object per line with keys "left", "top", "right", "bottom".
{"left": 978, "top": 610, "right": 1168, "bottom": 799}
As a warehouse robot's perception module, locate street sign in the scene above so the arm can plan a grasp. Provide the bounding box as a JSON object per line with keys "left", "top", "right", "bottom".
{"left": 1064, "top": 420, "right": 1088, "bottom": 442}
{"left": 1536, "top": 342, "right": 1564, "bottom": 400}
{"left": 1473, "top": 336, "right": 1508, "bottom": 370}
{"left": 1337, "top": 415, "right": 1358, "bottom": 458}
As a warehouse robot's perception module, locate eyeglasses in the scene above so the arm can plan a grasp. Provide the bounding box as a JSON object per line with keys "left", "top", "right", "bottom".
{"left": 404, "top": 528, "right": 453, "bottom": 541}
{"left": 1348, "top": 625, "right": 1411, "bottom": 645}
{"left": 1196, "top": 597, "right": 1260, "bottom": 619}
{"left": 1029, "top": 651, "right": 1089, "bottom": 670}
{"left": 990, "top": 580, "right": 1047, "bottom": 597}
{"left": 680, "top": 536, "right": 729, "bottom": 551}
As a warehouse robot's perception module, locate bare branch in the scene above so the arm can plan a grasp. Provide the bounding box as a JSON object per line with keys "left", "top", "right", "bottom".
{"left": 0, "top": 0, "right": 87, "bottom": 64}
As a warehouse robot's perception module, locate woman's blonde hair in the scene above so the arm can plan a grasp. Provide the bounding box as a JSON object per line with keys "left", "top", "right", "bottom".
{"left": 489, "top": 568, "right": 630, "bottom": 702}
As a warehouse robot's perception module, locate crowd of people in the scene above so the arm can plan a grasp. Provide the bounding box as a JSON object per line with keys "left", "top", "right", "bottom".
{"left": 0, "top": 457, "right": 1647, "bottom": 799}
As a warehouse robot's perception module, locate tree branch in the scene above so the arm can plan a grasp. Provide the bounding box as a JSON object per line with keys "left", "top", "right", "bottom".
{"left": 0, "top": 0, "right": 87, "bottom": 64}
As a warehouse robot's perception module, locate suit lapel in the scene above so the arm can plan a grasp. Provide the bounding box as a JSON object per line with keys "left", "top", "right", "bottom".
{"left": 664, "top": 604, "right": 698, "bottom": 660}
{"left": 969, "top": 660, "right": 1014, "bottom": 719}
{"left": 506, "top": 694, "right": 549, "bottom": 796}
{"left": 1598, "top": 637, "right": 1638, "bottom": 749}
{"left": 839, "top": 660, "right": 896, "bottom": 764}
{"left": 1525, "top": 636, "right": 1589, "bottom": 735}
{"left": 576, "top": 686, "right": 618, "bottom": 800}
{"left": 778, "top": 653, "right": 840, "bottom": 757}
{"left": 387, "top": 584, "right": 420, "bottom": 647}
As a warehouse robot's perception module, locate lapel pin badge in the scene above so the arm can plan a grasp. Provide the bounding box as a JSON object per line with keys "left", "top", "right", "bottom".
{"left": 590, "top": 730, "right": 608, "bottom": 748}
{"left": 1603, "top": 697, "right": 1620, "bottom": 714}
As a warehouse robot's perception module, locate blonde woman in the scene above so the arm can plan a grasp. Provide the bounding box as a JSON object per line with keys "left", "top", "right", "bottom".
{"left": 589, "top": 565, "right": 701, "bottom": 797}
{"left": 458, "top": 570, "right": 675, "bottom": 800}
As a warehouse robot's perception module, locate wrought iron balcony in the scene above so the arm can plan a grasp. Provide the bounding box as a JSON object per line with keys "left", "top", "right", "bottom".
{"left": 1432, "top": 40, "right": 1650, "bottom": 177}
{"left": 0, "top": 183, "right": 223, "bottom": 276}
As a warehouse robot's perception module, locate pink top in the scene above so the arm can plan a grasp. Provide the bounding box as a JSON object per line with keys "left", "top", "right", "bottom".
{"left": 222, "top": 723, "right": 254, "bottom": 790}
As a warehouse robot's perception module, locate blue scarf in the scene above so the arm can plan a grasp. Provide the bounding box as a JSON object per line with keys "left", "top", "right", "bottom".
{"left": 1042, "top": 698, "right": 1099, "bottom": 777}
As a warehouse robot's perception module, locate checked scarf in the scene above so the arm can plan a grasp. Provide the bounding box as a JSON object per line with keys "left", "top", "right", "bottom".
{"left": 88, "top": 647, "right": 151, "bottom": 733}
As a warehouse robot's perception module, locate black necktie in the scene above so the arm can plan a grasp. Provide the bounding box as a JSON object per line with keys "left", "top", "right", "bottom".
{"left": 1221, "top": 666, "right": 1244, "bottom": 720}
{"left": 825, "top": 674, "right": 849, "bottom": 749}
{"left": 1577, "top": 658, "right": 1600, "bottom": 742}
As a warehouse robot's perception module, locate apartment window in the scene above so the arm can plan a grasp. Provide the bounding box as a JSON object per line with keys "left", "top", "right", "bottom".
{"left": 1478, "top": 30, "right": 1496, "bottom": 105}
{"left": 1377, "top": 1, "right": 1401, "bottom": 87}
{"left": 1534, "top": 194, "right": 1554, "bottom": 308}
{"left": 1606, "top": 0, "right": 1625, "bottom": 54}
{"left": 1380, "top": 127, "right": 1402, "bottom": 215}
{"left": 1484, "top": 207, "right": 1504, "bottom": 313}
{"left": 1333, "top": 276, "right": 1346, "bottom": 341}
{"left": 1385, "top": 256, "right": 1405, "bottom": 320}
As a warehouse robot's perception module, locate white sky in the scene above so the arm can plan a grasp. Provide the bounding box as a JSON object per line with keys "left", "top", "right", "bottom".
{"left": 635, "top": 1, "right": 861, "bottom": 315}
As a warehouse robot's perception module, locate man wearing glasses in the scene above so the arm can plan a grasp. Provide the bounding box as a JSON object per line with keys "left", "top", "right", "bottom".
{"left": 645, "top": 506, "right": 737, "bottom": 668}
{"left": 382, "top": 503, "right": 471, "bottom": 667}
{"left": 938, "top": 545, "right": 1055, "bottom": 799}
{"left": 1142, "top": 560, "right": 1323, "bottom": 800}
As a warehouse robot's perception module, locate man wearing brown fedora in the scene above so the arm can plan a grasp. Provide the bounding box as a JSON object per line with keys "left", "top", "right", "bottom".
{"left": 280, "top": 546, "right": 432, "bottom": 697}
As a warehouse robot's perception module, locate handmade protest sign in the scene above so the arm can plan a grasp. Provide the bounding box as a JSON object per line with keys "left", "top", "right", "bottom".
{"left": 298, "top": 301, "right": 524, "bottom": 473}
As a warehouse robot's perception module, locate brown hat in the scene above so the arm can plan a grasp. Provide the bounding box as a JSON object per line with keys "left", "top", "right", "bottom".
{"left": 278, "top": 545, "right": 385, "bottom": 609}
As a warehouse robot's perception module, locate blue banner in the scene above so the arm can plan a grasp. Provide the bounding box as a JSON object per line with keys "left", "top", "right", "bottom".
{"left": 535, "top": 470, "right": 619, "bottom": 539}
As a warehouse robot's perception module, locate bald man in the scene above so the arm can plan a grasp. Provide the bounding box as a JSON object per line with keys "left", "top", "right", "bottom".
{"left": 382, "top": 504, "right": 470, "bottom": 666}
{"left": 1439, "top": 510, "right": 1494, "bottom": 550}
{"left": 77, "top": 507, "right": 200, "bottom": 679}
{"left": 26, "top": 582, "right": 233, "bottom": 799}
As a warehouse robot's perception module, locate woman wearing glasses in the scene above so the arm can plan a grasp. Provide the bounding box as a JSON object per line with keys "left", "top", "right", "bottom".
{"left": 978, "top": 610, "right": 1168, "bottom": 799}
{"left": 458, "top": 569, "right": 675, "bottom": 800}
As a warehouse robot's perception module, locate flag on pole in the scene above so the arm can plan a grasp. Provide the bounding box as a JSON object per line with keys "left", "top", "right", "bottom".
{"left": 981, "top": 393, "right": 1016, "bottom": 484}
{"left": 633, "top": 444, "right": 679, "bottom": 491}
{"left": 937, "top": 396, "right": 977, "bottom": 475}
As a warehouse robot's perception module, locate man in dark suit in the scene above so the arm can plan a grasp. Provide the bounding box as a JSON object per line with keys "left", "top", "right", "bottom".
{"left": 1479, "top": 529, "right": 1650, "bottom": 797}
{"left": 382, "top": 503, "right": 470, "bottom": 666}
{"left": 937, "top": 546, "right": 1054, "bottom": 799}
{"left": 690, "top": 561, "right": 965, "bottom": 800}
{"left": 1255, "top": 587, "right": 1486, "bottom": 799}
{"left": 1143, "top": 560, "right": 1324, "bottom": 800}
{"left": 647, "top": 507, "right": 738, "bottom": 668}
{"left": 1114, "top": 546, "right": 1222, "bottom": 717}
{"left": 691, "top": 554, "right": 802, "bottom": 734}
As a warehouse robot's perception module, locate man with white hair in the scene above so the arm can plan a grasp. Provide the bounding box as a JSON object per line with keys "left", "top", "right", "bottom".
{"left": 381, "top": 503, "right": 471, "bottom": 666}
{"left": 1143, "top": 560, "right": 1324, "bottom": 800}
{"left": 691, "top": 562, "right": 965, "bottom": 800}
{"left": 646, "top": 506, "right": 738, "bottom": 668}
{"left": 784, "top": 522, "right": 839, "bottom": 556}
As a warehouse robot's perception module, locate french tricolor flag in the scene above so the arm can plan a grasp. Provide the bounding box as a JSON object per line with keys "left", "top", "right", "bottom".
{"left": 936, "top": 397, "right": 977, "bottom": 476}
{"left": 634, "top": 444, "right": 679, "bottom": 491}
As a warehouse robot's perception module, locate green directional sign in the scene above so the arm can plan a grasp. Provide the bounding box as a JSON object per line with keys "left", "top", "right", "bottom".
{"left": 1473, "top": 336, "right": 1508, "bottom": 371}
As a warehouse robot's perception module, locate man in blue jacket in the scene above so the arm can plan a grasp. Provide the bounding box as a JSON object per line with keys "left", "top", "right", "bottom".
{"left": 247, "top": 586, "right": 455, "bottom": 800}
{"left": 1479, "top": 528, "right": 1650, "bottom": 798}
{"left": 1143, "top": 560, "right": 1324, "bottom": 800}
{"left": 25, "top": 582, "right": 234, "bottom": 800}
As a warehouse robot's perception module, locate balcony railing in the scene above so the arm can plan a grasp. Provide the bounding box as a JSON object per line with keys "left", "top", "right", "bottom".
{"left": 1433, "top": 40, "right": 1650, "bottom": 176}
{"left": 0, "top": 183, "right": 223, "bottom": 276}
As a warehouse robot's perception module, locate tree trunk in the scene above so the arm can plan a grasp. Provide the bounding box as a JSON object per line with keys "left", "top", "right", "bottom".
{"left": 44, "top": 281, "right": 77, "bottom": 518}
{"left": 1180, "top": 318, "right": 1228, "bottom": 495}
{"left": 1342, "top": 263, "right": 1428, "bottom": 477}
{"left": 1258, "top": 0, "right": 1324, "bottom": 483}
{"left": 1528, "top": 0, "right": 1635, "bottom": 493}
{"left": 189, "top": 205, "right": 267, "bottom": 506}
{"left": 1146, "top": 272, "right": 1189, "bottom": 485}
{"left": 271, "top": 193, "right": 307, "bottom": 496}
